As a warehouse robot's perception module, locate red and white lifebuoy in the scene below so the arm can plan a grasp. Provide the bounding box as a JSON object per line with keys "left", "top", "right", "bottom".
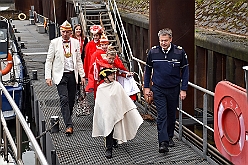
{"left": 0, "top": 53, "right": 13, "bottom": 75}
{"left": 217, "top": 96, "right": 245, "bottom": 155}
{"left": 214, "top": 81, "right": 248, "bottom": 165}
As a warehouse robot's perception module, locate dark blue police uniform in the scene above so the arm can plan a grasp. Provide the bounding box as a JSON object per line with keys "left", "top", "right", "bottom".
{"left": 144, "top": 43, "right": 189, "bottom": 144}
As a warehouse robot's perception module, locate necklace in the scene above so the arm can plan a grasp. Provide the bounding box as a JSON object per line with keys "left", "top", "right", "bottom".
{"left": 63, "top": 41, "right": 71, "bottom": 58}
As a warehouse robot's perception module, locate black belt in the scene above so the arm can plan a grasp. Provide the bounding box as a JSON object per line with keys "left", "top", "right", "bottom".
{"left": 64, "top": 71, "right": 74, "bottom": 74}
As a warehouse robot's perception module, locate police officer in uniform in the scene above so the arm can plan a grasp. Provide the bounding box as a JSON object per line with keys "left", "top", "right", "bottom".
{"left": 144, "top": 28, "right": 189, "bottom": 153}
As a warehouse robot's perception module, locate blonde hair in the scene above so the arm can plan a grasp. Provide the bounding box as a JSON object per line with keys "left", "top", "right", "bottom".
{"left": 106, "top": 46, "right": 117, "bottom": 56}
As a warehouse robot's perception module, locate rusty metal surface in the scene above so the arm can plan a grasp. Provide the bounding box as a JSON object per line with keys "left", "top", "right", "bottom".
{"left": 149, "top": 0, "right": 195, "bottom": 117}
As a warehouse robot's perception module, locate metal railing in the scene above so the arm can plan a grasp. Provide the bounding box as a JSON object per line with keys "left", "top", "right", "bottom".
{"left": 106, "top": 0, "right": 144, "bottom": 86}
{"left": 0, "top": 81, "right": 49, "bottom": 165}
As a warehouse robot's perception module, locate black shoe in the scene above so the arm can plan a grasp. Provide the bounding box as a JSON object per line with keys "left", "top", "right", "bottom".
{"left": 113, "top": 139, "right": 118, "bottom": 148}
{"left": 159, "top": 142, "right": 169, "bottom": 153}
{"left": 105, "top": 148, "right": 112, "bottom": 159}
{"left": 168, "top": 138, "right": 175, "bottom": 147}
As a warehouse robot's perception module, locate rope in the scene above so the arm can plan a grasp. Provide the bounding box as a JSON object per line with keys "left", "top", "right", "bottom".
{"left": 22, "top": 120, "right": 59, "bottom": 144}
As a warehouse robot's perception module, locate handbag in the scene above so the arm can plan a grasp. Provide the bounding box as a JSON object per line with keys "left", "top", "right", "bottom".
{"left": 75, "top": 85, "right": 90, "bottom": 116}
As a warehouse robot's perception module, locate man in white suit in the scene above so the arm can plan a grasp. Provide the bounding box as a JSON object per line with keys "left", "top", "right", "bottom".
{"left": 45, "top": 20, "right": 86, "bottom": 135}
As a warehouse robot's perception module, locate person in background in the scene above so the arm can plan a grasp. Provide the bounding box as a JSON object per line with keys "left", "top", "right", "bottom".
{"left": 92, "top": 68, "right": 143, "bottom": 159}
{"left": 85, "top": 33, "right": 110, "bottom": 93}
{"left": 83, "top": 25, "right": 103, "bottom": 78}
{"left": 86, "top": 47, "right": 135, "bottom": 99}
{"left": 72, "top": 24, "right": 89, "bottom": 116}
{"left": 45, "top": 20, "right": 86, "bottom": 135}
{"left": 144, "top": 28, "right": 189, "bottom": 153}
{"left": 71, "top": 24, "right": 89, "bottom": 62}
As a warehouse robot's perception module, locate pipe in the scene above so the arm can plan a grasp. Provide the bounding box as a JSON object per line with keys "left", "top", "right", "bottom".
{"left": 242, "top": 66, "right": 248, "bottom": 99}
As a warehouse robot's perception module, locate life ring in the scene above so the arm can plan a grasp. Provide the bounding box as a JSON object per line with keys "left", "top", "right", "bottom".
{"left": 214, "top": 81, "right": 248, "bottom": 165}
{"left": 0, "top": 53, "right": 13, "bottom": 76}
{"left": 18, "top": 13, "right": 26, "bottom": 21}
{"left": 217, "top": 96, "right": 245, "bottom": 156}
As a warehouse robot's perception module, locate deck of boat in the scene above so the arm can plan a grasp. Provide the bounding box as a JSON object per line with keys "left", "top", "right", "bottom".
{"left": 13, "top": 20, "right": 212, "bottom": 165}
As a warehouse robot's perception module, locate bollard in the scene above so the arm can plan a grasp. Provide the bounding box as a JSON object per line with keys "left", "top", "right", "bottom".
{"left": 20, "top": 42, "right": 25, "bottom": 49}
{"left": 32, "top": 70, "right": 37, "bottom": 80}
{"left": 41, "top": 120, "right": 47, "bottom": 157}
{"left": 18, "top": 36, "right": 21, "bottom": 41}
{"left": 14, "top": 28, "right": 17, "bottom": 33}
{"left": 242, "top": 66, "right": 248, "bottom": 99}
{"left": 12, "top": 24, "right": 15, "bottom": 28}
{"left": 51, "top": 150, "right": 56, "bottom": 165}
{"left": 50, "top": 116, "right": 59, "bottom": 133}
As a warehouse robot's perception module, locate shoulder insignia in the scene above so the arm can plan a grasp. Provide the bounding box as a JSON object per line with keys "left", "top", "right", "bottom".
{"left": 177, "top": 46, "right": 182, "bottom": 49}
{"left": 151, "top": 46, "right": 157, "bottom": 49}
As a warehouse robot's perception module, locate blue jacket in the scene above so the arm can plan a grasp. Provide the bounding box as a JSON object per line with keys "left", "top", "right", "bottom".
{"left": 144, "top": 44, "right": 189, "bottom": 90}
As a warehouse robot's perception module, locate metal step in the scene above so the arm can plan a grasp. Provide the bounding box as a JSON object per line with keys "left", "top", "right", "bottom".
{"left": 86, "top": 23, "right": 112, "bottom": 27}
{"left": 108, "top": 39, "right": 117, "bottom": 43}
{"left": 85, "top": 13, "right": 109, "bottom": 17}
{"left": 86, "top": 18, "right": 110, "bottom": 22}
{"left": 80, "top": 4, "right": 106, "bottom": 9}
{"left": 86, "top": 9, "right": 108, "bottom": 14}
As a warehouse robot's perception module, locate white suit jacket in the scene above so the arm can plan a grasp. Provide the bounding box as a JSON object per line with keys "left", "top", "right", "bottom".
{"left": 45, "top": 36, "right": 85, "bottom": 85}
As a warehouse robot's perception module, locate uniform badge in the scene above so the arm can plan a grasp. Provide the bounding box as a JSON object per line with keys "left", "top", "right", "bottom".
{"left": 151, "top": 46, "right": 157, "bottom": 49}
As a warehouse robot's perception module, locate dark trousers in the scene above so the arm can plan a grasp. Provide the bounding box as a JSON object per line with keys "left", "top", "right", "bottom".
{"left": 152, "top": 84, "right": 180, "bottom": 143}
{"left": 56, "top": 72, "right": 76, "bottom": 128}
{"left": 106, "top": 130, "right": 114, "bottom": 149}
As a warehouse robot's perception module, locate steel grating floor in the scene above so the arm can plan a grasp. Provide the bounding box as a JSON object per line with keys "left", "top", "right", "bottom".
{"left": 13, "top": 20, "right": 212, "bottom": 164}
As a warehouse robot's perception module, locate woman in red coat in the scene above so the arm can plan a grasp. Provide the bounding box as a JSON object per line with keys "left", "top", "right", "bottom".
{"left": 84, "top": 25, "right": 103, "bottom": 78}
{"left": 86, "top": 47, "right": 136, "bottom": 100}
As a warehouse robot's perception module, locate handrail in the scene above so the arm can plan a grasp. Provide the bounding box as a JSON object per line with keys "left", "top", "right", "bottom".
{"left": 0, "top": 81, "right": 49, "bottom": 165}
{"left": 107, "top": 0, "right": 144, "bottom": 85}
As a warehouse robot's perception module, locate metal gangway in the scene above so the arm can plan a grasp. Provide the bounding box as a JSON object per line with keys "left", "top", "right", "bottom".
{"left": 72, "top": 0, "right": 232, "bottom": 164}
{"left": 0, "top": 0, "right": 233, "bottom": 164}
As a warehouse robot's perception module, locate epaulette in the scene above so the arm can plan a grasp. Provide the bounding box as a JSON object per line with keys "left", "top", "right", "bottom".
{"left": 151, "top": 46, "right": 157, "bottom": 49}
{"left": 177, "top": 45, "right": 183, "bottom": 49}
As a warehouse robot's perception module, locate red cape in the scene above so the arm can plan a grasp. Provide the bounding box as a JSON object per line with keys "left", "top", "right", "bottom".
{"left": 84, "top": 40, "right": 100, "bottom": 78}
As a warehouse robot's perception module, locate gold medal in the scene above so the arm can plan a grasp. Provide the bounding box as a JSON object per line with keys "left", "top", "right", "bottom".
{"left": 63, "top": 41, "right": 71, "bottom": 58}
{"left": 65, "top": 52, "right": 72, "bottom": 58}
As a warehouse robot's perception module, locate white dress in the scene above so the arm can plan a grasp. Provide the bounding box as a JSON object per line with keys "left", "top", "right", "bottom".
{"left": 92, "top": 81, "right": 143, "bottom": 143}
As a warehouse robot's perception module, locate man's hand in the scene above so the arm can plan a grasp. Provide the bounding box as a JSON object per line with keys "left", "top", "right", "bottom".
{"left": 46, "top": 79, "right": 52, "bottom": 86}
{"left": 126, "top": 72, "right": 134, "bottom": 78}
{"left": 81, "top": 77, "right": 86, "bottom": 86}
{"left": 144, "top": 88, "right": 152, "bottom": 97}
{"left": 180, "top": 90, "right": 187, "bottom": 100}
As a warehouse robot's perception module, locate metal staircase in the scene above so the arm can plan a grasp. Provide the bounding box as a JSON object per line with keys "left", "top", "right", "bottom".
{"left": 73, "top": 0, "right": 145, "bottom": 88}
{"left": 74, "top": 0, "right": 145, "bottom": 77}
{"left": 77, "top": 1, "right": 121, "bottom": 59}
